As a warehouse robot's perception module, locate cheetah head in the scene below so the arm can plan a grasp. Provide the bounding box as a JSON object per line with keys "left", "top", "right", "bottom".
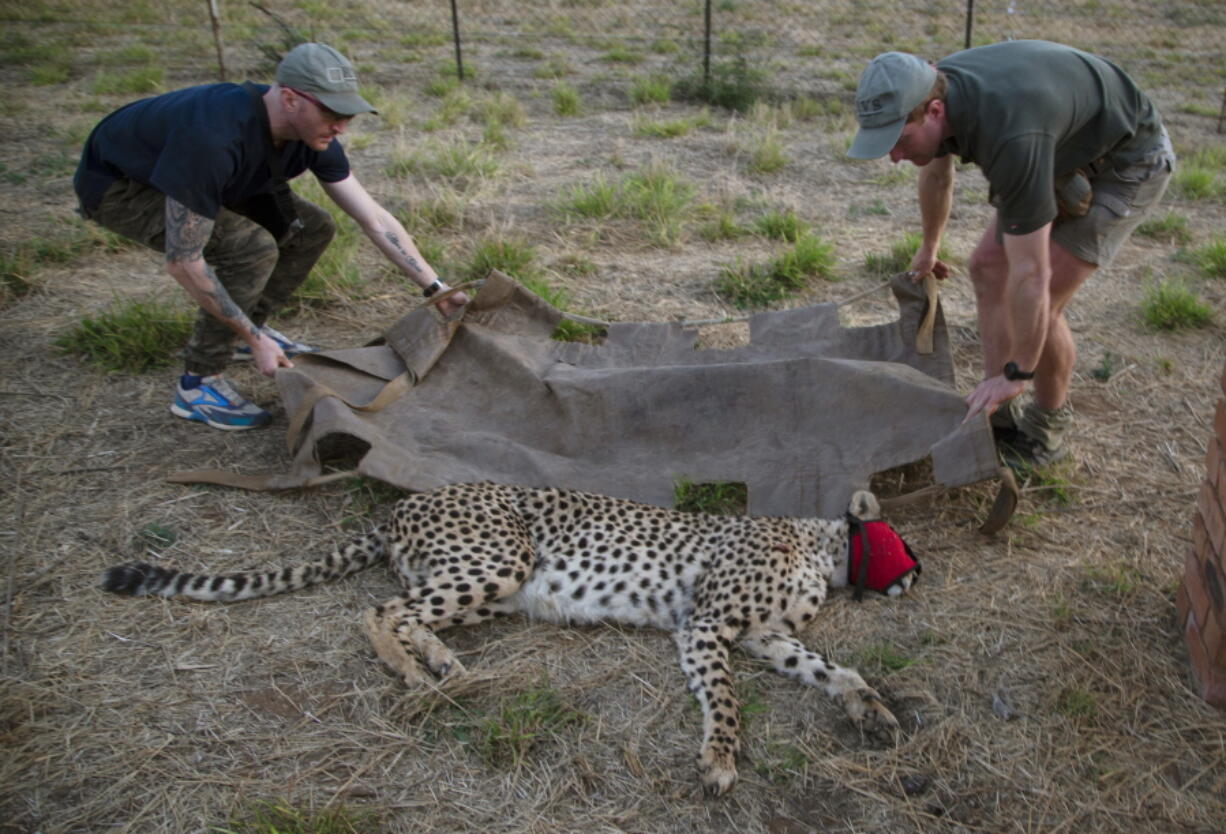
{"left": 838, "top": 490, "right": 920, "bottom": 599}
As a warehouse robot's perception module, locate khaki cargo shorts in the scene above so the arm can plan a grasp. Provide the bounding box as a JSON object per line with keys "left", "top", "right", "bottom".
{"left": 1051, "top": 128, "right": 1175, "bottom": 267}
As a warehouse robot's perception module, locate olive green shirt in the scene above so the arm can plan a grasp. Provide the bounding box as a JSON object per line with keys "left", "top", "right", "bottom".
{"left": 936, "top": 40, "right": 1162, "bottom": 235}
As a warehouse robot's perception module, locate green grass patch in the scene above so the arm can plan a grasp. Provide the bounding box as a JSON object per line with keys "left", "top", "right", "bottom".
{"left": 288, "top": 185, "right": 365, "bottom": 308}
{"left": 632, "top": 111, "right": 710, "bottom": 139}
{"left": 857, "top": 642, "right": 916, "bottom": 674}
{"left": 89, "top": 67, "right": 164, "bottom": 96}
{"left": 715, "top": 233, "right": 837, "bottom": 309}
{"left": 1135, "top": 211, "right": 1191, "bottom": 245}
{"left": 215, "top": 799, "right": 379, "bottom": 834}
{"left": 29, "top": 60, "right": 71, "bottom": 85}
{"left": 1192, "top": 235, "right": 1226, "bottom": 278}
{"left": 535, "top": 57, "right": 572, "bottom": 80}
{"left": 561, "top": 164, "right": 695, "bottom": 247}
{"left": 754, "top": 209, "right": 808, "bottom": 242}
{"left": 674, "top": 479, "right": 748, "bottom": 515}
{"left": 620, "top": 163, "right": 695, "bottom": 246}
{"left": 629, "top": 74, "right": 671, "bottom": 105}
{"left": 697, "top": 209, "right": 747, "bottom": 242}
{"left": 552, "top": 81, "right": 581, "bottom": 116}
{"left": 463, "top": 237, "right": 539, "bottom": 284}
{"left": 463, "top": 240, "right": 602, "bottom": 341}
{"left": 1080, "top": 562, "right": 1144, "bottom": 597}
{"left": 387, "top": 141, "right": 498, "bottom": 185}
{"left": 54, "top": 296, "right": 193, "bottom": 373}
{"left": 1, "top": 226, "right": 127, "bottom": 303}
{"left": 747, "top": 129, "right": 788, "bottom": 174}
{"left": 848, "top": 199, "right": 892, "bottom": 218}
{"left": 1054, "top": 687, "right": 1098, "bottom": 720}
{"left": 1172, "top": 165, "right": 1224, "bottom": 201}
{"left": 672, "top": 55, "right": 768, "bottom": 113}
{"left": 452, "top": 687, "right": 585, "bottom": 768}
{"left": 753, "top": 742, "right": 810, "bottom": 784}
{"left": 601, "top": 46, "right": 644, "bottom": 64}
{"left": 864, "top": 231, "right": 949, "bottom": 276}
{"left": 1139, "top": 278, "right": 1212, "bottom": 330}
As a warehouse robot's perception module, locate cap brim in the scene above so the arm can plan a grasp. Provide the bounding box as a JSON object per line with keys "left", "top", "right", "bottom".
{"left": 315, "top": 90, "right": 378, "bottom": 117}
{"left": 847, "top": 120, "right": 904, "bottom": 160}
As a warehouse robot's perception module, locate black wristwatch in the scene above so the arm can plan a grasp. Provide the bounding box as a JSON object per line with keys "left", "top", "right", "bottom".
{"left": 1002, "top": 361, "right": 1035, "bottom": 381}
{"left": 422, "top": 278, "right": 443, "bottom": 298}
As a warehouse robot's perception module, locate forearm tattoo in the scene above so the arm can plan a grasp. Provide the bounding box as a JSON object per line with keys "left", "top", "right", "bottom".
{"left": 165, "top": 198, "right": 212, "bottom": 264}
{"left": 165, "top": 197, "right": 252, "bottom": 332}
{"left": 383, "top": 230, "right": 423, "bottom": 275}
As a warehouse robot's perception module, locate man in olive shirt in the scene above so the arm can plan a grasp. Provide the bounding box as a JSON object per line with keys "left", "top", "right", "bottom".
{"left": 848, "top": 40, "right": 1174, "bottom": 467}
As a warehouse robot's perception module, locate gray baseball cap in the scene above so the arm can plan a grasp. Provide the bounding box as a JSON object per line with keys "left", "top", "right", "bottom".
{"left": 276, "top": 43, "right": 377, "bottom": 116}
{"left": 847, "top": 52, "right": 936, "bottom": 159}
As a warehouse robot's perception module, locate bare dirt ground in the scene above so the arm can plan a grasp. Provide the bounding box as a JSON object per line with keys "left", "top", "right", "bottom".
{"left": 3, "top": 26, "right": 1226, "bottom": 834}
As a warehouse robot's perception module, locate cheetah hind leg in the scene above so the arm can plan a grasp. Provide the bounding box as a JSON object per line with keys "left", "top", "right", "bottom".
{"left": 362, "top": 608, "right": 467, "bottom": 687}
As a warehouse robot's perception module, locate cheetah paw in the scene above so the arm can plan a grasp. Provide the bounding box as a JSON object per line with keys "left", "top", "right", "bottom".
{"left": 362, "top": 608, "right": 433, "bottom": 687}
{"left": 844, "top": 686, "right": 900, "bottom": 743}
{"left": 697, "top": 748, "right": 738, "bottom": 797}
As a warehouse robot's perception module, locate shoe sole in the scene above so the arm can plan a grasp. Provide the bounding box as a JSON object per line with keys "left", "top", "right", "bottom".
{"left": 230, "top": 349, "right": 317, "bottom": 361}
{"left": 170, "top": 403, "right": 271, "bottom": 431}
{"left": 998, "top": 442, "right": 1070, "bottom": 472}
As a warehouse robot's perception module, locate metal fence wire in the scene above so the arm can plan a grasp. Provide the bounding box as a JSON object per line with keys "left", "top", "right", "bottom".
{"left": 2, "top": 1, "right": 1223, "bottom": 122}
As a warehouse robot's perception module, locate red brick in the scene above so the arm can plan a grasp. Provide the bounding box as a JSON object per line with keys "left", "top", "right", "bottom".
{"left": 1205, "top": 558, "right": 1226, "bottom": 623}
{"left": 1204, "top": 606, "right": 1226, "bottom": 668}
{"left": 1200, "top": 481, "right": 1226, "bottom": 564}
{"left": 1184, "top": 612, "right": 1226, "bottom": 709}
{"left": 1193, "top": 510, "right": 1209, "bottom": 558}
{"left": 1185, "top": 549, "right": 1211, "bottom": 627}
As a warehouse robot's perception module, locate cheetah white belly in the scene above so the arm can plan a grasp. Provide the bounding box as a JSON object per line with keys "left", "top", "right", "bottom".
{"left": 507, "top": 564, "right": 687, "bottom": 630}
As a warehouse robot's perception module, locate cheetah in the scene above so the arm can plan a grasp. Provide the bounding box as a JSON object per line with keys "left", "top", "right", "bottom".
{"left": 100, "top": 482, "right": 910, "bottom": 795}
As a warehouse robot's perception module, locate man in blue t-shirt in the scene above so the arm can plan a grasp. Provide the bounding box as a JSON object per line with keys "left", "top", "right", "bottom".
{"left": 75, "top": 43, "right": 469, "bottom": 430}
{"left": 847, "top": 41, "right": 1174, "bottom": 468}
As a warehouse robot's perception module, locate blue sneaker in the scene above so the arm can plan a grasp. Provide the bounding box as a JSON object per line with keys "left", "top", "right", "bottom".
{"left": 231, "top": 325, "right": 319, "bottom": 361}
{"left": 171, "top": 374, "right": 272, "bottom": 431}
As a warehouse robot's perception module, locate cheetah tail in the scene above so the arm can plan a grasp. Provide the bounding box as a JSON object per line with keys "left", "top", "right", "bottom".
{"left": 97, "top": 525, "right": 388, "bottom": 603}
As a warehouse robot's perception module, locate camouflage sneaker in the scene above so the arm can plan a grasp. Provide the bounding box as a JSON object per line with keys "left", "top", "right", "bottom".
{"left": 997, "top": 402, "right": 1073, "bottom": 470}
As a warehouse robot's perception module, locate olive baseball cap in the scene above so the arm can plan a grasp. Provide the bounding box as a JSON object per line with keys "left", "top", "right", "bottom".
{"left": 847, "top": 52, "right": 936, "bottom": 159}
{"left": 276, "top": 42, "right": 377, "bottom": 116}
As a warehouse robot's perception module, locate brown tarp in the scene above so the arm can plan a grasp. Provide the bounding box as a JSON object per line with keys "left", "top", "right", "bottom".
{"left": 180, "top": 270, "right": 1002, "bottom": 519}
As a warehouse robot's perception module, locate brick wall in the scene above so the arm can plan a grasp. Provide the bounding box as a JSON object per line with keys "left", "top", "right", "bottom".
{"left": 1176, "top": 364, "right": 1226, "bottom": 708}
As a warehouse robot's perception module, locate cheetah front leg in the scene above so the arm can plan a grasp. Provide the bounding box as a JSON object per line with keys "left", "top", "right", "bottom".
{"left": 739, "top": 632, "right": 899, "bottom": 741}
{"left": 675, "top": 620, "right": 743, "bottom": 797}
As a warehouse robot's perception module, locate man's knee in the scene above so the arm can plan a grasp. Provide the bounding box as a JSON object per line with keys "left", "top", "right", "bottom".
{"left": 967, "top": 246, "right": 1008, "bottom": 296}
{"left": 294, "top": 199, "right": 337, "bottom": 250}
{"left": 205, "top": 213, "right": 280, "bottom": 277}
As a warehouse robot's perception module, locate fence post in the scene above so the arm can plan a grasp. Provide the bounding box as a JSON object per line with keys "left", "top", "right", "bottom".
{"left": 964, "top": 0, "right": 974, "bottom": 50}
{"left": 206, "top": 0, "right": 227, "bottom": 81}
{"left": 703, "top": 0, "right": 712, "bottom": 86}
{"left": 450, "top": 0, "right": 465, "bottom": 82}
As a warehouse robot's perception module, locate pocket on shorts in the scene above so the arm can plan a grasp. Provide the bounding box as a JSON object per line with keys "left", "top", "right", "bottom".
{"left": 1095, "top": 156, "right": 1172, "bottom": 219}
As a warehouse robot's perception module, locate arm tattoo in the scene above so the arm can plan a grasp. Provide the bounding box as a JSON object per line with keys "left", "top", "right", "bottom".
{"left": 201, "top": 263, "right": 245, "bottom": 322}
{"left": 165, "top": 197, "right": 213, "bottom": 264}
{"left": 383, "top": 230, "right": 422, "bottom": 274}
{"left": 164, "top": 197, "right": 252, "bottom": 332}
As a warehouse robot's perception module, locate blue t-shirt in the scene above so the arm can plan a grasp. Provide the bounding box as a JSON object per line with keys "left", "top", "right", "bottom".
{"left": 74, "top": 82, "right": 350, "bottom": 218}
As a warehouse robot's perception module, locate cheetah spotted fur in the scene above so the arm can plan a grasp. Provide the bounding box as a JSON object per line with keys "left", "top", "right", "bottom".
{"left": 101, "top": 482, "right": 903, "bottom": 795}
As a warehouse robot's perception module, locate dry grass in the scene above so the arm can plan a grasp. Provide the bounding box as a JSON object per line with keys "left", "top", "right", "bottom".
{"left": 3, "top": 7, "right": 1226, "bottom": 834}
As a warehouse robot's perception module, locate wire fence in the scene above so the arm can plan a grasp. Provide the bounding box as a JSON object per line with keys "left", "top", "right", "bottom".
{"left": 2, "top": 1, "right": 1224, "bottom": 121}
